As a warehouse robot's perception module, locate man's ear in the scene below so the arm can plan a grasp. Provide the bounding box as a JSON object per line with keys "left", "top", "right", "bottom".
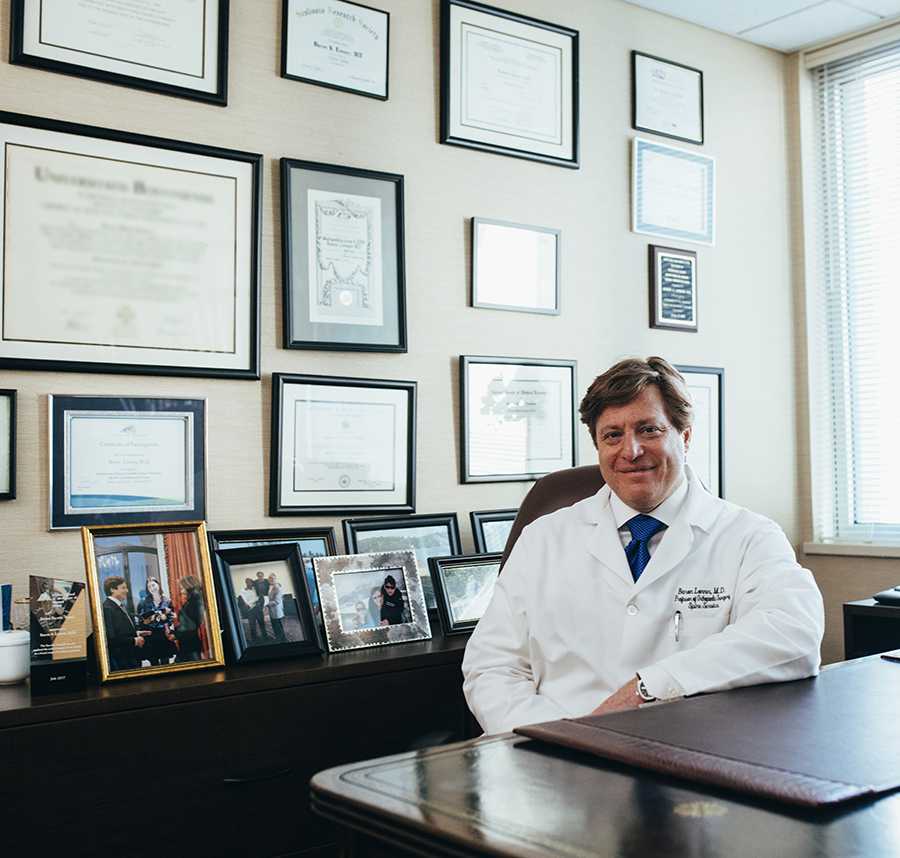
{"left": 682, "top": 425, "right": 692, "bottom": 454}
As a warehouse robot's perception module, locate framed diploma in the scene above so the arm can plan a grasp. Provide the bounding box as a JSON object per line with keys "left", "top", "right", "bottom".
{"left": 649, "top": 245, "right": 698, "bottom": 332}
{"left": 49, "top": 395, "right": 206, "bottom": 530}
{"left": 440, "top": 0, "right": 579, "bottom": 168}
{"left": 10, "top": 0, "right": 229, "bottom": 105}
{"left": 270, "top": 373, "right": 416, "bottom": 516}
{"left": 472, "top": 218, "right": 560, "bottom": 315}
{"left": 281, "top": 159, "right": 406, "bottom": 352}
{"left": 675, "top": 364, "right": 724, "bottom": 498}
{"left": 0, "top": 390, "right": 16, "bottom": 501}
{"left": 0, "top": 112, "right": 261, "bottom": 379}
{"left": 460, "top": 355, "right": 577, "bottom": 483}
{"left": 632, "top": 137, "right": 715, "bottom": 246}
{"left": 632, "top": 51, "right": 704, "bottom": 145}
{"left": 428, "top": 553, "right": 501, "bottom": 635}
{"left": 469, "top": 508, "right": 517, "bottom": 554}
{"left": 282, "top": 0, "right": 389, "bottom": 100}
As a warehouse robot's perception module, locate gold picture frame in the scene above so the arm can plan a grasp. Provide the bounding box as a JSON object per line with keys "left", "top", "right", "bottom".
{"left": 82, "top": 521, "right": 225, "bottom": 682}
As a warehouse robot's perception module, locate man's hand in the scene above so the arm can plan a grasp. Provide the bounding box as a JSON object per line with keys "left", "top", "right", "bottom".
{"left": 134, "top": 636, "right": 145, "bottom": 648}
{"left": 591, "top": 677, "right": 643, "bottom": 715}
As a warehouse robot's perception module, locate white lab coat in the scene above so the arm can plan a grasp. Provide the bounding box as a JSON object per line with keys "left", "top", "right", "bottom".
{"left": 462, "top": 468, "right": 824, "bottom": 735}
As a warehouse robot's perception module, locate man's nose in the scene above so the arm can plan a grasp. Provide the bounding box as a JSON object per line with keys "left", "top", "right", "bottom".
{"left": 623, "top": 432, "right": 643, "bottom": 459}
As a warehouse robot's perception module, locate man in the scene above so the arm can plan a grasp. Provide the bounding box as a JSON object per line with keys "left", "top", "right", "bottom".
{"left": 462, "top": 357, "right": 824, "bottom": 735}
{"left": 267, "top": 573, "right": 287, "bottom": 642}
{"left": 101, "top": 576, "right": 146, "bottom": 671}
{"left": 253, "top": 570, "right": 271, "bottom": 640}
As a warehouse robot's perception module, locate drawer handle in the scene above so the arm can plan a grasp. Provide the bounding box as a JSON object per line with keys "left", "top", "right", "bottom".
{"left": 223, "top": 768, "right": 292, "bottom": 786}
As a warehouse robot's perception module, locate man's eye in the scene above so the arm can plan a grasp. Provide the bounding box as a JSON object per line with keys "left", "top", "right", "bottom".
{"left": 641, "top": 426, "right": 662, "bottom": 435}
{"left": 602, "top": 432, "right": 621, "bottom": 442}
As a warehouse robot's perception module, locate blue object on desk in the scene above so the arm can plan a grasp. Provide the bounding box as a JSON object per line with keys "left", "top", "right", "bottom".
{"left": 1, "top": 583, "right": 11, "bottom": 630}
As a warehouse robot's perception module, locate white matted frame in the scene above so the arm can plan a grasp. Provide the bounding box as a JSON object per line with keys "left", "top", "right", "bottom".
{"left": 676, "top": 364, "right": 723, "bottom": 498}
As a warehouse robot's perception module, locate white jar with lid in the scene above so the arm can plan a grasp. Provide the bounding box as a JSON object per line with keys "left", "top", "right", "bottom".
{"left": 0, "top": 630, "right": 30, "bottom": 684}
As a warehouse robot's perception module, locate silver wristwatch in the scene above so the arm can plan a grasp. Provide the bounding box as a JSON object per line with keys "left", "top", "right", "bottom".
{"left": 635, "top": 673, "right": 657, "bottom": 703}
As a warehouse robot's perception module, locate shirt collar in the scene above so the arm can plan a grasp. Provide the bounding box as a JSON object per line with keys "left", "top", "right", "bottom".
{"left": 610, "top": 474, "right": 689, "bottom": 530}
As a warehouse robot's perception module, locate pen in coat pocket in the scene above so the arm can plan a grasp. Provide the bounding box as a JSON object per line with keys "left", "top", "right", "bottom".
{"left": 674, "top": 610, "right": 681, "bottom": 643}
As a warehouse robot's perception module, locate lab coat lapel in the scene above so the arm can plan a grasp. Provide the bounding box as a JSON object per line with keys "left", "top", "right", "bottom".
{"left": 585, "top": 486, "right": 634, "bottom": 588}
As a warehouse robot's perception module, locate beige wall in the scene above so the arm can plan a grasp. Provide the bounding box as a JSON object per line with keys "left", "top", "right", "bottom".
{"left": 0, "top": 2, "right": 802, "bottom": 635}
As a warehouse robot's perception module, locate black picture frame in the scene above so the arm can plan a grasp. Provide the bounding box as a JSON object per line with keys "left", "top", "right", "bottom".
{"left": 649, "top": 244, "right": 698, "bottom": 332}
{"left": 675, "top": 364, "right": 724, "bottom": 498}
{"left": 440, "top": 0, "right": 579, "bottom": 168}
{"left": 631, "top": 50, "right": 704, "bottom": 146}
{"left": 281, "top": 158, "right": 407, "bottom": 353}
{"left": 429, "top": 552, "right": 502, "bottom": 635}
{"left": 270, "top": 373, "right": 416, "bottom": 516}
{"left": 212, "top": 542, "right": 324, "bottom": 664}
{"left": 281, "top": 0, "right": 390, "bottom": 100}
{"left": 0, "top": 111, "right": 261, "bottom": 380}
{"left": 470, "top": 508, "right": 517, "bottom": 554}
{"left": 0, "top": 389, "right": 16, "bottom": 501}
{"left": 10, "top": 0, "right": 230, "bottom": 106}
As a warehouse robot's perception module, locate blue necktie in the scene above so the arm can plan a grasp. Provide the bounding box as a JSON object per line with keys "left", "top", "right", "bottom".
{"left": 625, "top": 515, "right": 667, "bottom": 582}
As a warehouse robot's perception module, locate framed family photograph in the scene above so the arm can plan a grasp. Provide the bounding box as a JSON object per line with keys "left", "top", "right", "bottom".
{"left": 649, "top": 245, "right": 698, "bottom": 332}
{"left": 632, "top": 51, "right": 704, "bottom": 145}
{"left": 10, "top": 0, "right": 229, "bottom": 105}
{"left": 49, "top": 395, "right": 206, "bottom": 530}
{"left": 441, "top": 0, "right": 579, "bottom": 167}
{"left": 81, "top": 521, "right": 225, "bottom": 682}
{"left": 461, "top": 355, "right": 577, "bottom": 483}
{"left": 313, "top": 550, "right": 431, "bottom": 652}
{"left": 470, "top": 508, "right": 517, "bottom": 554}
{"left": 429, "top": 553, "right": 501, "bottom": 635}
{"left": 213, "top": 542, "right": 323, "bottom": 664}
{"left": 270, "top": 373, "right": 416, "bottom": 516}
{"left": 281, "top": 159, "right": 406, "bottom": 352}
{"left": 0, "top": 390, "right": 15, "bottom": 501}
{"left": 472, "top": 218, "right": 560, "bottom": 315}
{"left": 676, "top": 364, "right": 724, "bottom": 498}
{"left": 342, "top": 513, "right": 462, "bottom": 610}
{"left": 0, "top": 112, "right": 261, "bottom": 379}
{"left": 282, "top": 0, "right": 389, "bottom": 99}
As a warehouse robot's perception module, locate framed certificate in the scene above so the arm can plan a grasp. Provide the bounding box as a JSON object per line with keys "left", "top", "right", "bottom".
{"left": 649, "top": 244, "right": 698, "bottom": 332}
{"left": 49, "top": 395, "right": 206, "bottom": 530}
{"left": 282, "top": 0, "right": 389, "bottom": 100}
{"left": 675, "top": 364, "right": 723, "bottom": 498}
{"left": 632, "top": 51, "right": 704, "bottom": 145}
{"left": 10, "top": 0, "right": 229, "bottom": 105}
{"left": 441, "top": 0, "right": 579, "bottom": 168}
{"left": 460, "top": 355, "right": 577, "bottom": 483}
{"left": 0, "top": 390, "right": 15, "bottom": 501}
{"left": 281, "top": 159, "right": 406, "bottom": 352}
{"left": 632, "top": 137, "right": 715, "bottom": 246}
{"left": 469, "top": 508, "right": 517, "bottom": 554}
{"left": 472, "top": 218, "right": 560, "bottom": 315}
{"left": 270, "top": 373, "right": 416, "bottom": 516}
{"left": 0, "top": 112, "right": 261, "bottom": 379}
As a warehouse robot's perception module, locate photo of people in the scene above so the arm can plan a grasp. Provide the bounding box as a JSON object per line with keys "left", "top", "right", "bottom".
{"left": 442, "top": 560, "right": 501, "bottom": 625}
{"left": 332, "top": 566, "right": 411, "bottom": 632}
{"left": 227, "top": 559, "right": 309, "bottom": 648}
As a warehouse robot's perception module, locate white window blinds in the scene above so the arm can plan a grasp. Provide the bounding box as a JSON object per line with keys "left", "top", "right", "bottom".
{"left": 811, "top": 39, "right": 900, "bottom": 544}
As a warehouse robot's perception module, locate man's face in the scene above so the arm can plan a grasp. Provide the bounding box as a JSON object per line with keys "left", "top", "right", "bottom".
{"left": 111, "top": 582, "right": 128, "bottom": 602}
{"left": 594, "top": 386, "right": 690, "bottom": 513}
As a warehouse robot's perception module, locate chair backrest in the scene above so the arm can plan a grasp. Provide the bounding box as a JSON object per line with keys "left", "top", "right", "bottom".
{"left": 500, "top": 465, "right": 606, "bottom": 569}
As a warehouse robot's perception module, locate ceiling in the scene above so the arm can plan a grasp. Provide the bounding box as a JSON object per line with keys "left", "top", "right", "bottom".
{"left": 622, "top": 0, "right": 900, "bottom": 52}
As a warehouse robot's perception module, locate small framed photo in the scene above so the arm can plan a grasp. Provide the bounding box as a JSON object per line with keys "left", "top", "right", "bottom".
{"left": 10, "top": 0, "right": 229, "bottom": 105}
{"left": 81, "top": 521, "right": 225, "bottom": 682}
{"left": 342, "top": 513, "right": 462, "bottom": 610}
{"left": 649, "top": 245, "right": 698, "bottom": 332}
{"left": 461, "top": 355, "right": 577, "bottom": 483}
{"left": 270, "top": 373, "right": 416, "bottom": 516}
{"left": 281, "top": 159, "right": 406, "bottom": 352}
{"left": 0, "top": 390, "right": 15, "bottom": 501}
{"left": 49, "top": 395, "right": 206, "bottom": 531}
{"left": 440, "top": 0, "right": 579, "bottom": 168}
{"left": 313, "top": 550, "right": 431, "bottom": 652}
{"left": 470, "top": 509, "right": 517, "bottom": 554}
{"left": 429, "top": 553, "right": 502, "bottom": 635}
{"left": 212, "top": 542, "right": 324, "bottom": 664}
{"left": 676, "top": 365, "right": 724, "bottom": 498}
{"left": 632, "top": 51, "right": 704, "bottom": 145}
{"left": 472, "top": 218, "right": 560, "bottom": 315}
{"left": 282, "top": 0, "right": 389, "bottom": 100}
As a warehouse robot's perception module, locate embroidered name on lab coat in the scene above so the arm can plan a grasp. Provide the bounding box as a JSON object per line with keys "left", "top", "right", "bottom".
{"left": 675, "top": 586, "right": 732, "bottom": 611}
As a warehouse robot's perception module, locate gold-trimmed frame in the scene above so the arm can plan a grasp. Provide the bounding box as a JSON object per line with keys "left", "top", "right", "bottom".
{"left": 82, "top": 520, "right": 225, "bottom": 682}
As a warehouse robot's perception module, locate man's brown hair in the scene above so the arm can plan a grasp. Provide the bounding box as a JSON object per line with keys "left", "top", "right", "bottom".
{"left": 103, "top": 575, "right": 126, "bottom": 596}
{"left": 579, "top": 356, "right": 692, "bottom": 445}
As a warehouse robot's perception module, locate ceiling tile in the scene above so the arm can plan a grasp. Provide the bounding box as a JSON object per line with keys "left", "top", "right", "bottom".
{"left": 622, "top": 1, "right": 824, "bottom": 35}
{"left": 739, "top": 1, "right": 880, "bottom": 50}
{"left": 842, "top": 0, "right": 900, "bottom": 16}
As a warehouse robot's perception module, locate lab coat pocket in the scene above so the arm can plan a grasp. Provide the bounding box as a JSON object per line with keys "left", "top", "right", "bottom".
{"left": 677, "top": 608, "right": 728, "bottom": 645}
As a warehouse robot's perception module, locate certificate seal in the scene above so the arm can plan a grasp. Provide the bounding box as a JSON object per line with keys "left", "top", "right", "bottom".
{"left": 339, "top": 474, "right": 352, "bottom": 488}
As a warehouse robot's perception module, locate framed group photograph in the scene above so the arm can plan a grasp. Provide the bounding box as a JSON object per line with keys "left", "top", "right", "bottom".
{"left": 472, "top": 218, "right": 560, "bottom": 315}
{"left": 460, "top": 355, "right": 577, "bottom": 483}
{"left": 440, "top": 0, "right": 579, "bottom": 167}
{"left": 649, "top": 245, "right": 698, "bottom": 332}
{"left": 676, "top": 364, "right": 724, "bottom": 498}
{"left": 0, "top": 112, "right": 261, "bottom": 379}
{"left": 313, "top": 550, "right": 431, "bottom": 652}
{"left": 632, "top": 51, "right": 704, "bottom": 145}
{"left": 281, "top": 159, "right": 406, "bottom": 352}
{"left": 429, "top": 553, "right": 501, "bottom": 635}
{"left": 81, "top": 521, "right": 225, "bottom": 682}
{"left": 270, "top": 373, "right": 416, "bottom": 516}
{"left": 282, "top": 0, "right": 389, "bottom": 100}
{"left": 0, "top": 390, "right": 15, "bottom": 501}
{"left": 342, "top": 513, "right": 462, "bottom": 609}
{"left": 10, "top": 0, "right": 229, "bottom": 105}
{"left": 213, "top": 542, "right": 323, "bottom": 664}
{"left": 49, "top": 395, "right": 206, "bottom": 531}
{"left": 470, "top": 508, "right": 517, "bottom": 554}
